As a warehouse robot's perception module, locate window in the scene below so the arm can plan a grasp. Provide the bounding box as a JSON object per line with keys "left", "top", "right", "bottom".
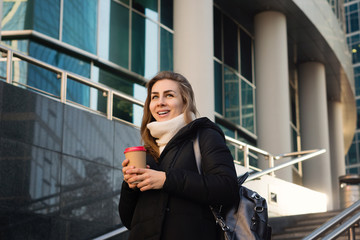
{"left": 213, "top": 7, "right": 255, "bottom": 135}
{"left": 62, "top": 0, "right": 97, "bottom": 54}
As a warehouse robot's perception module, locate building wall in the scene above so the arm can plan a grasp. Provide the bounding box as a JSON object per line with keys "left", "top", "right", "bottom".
{"left": 0, "top": 81, "right": 139, "bottom": 239}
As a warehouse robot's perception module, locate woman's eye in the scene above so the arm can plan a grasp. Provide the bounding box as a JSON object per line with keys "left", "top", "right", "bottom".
{"left": 151, "top": 95, "right": 158, "bottom": 100}
{"left": 166, "top": 94, "right": 174, "bottom": 98}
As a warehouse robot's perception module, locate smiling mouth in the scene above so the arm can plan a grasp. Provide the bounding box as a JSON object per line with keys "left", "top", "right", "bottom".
{"left": 158, "top": 111, "right": 169, "bottom": 115}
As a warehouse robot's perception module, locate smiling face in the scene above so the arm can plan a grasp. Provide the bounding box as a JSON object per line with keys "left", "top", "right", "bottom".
{"left": 149, "top": 79, "right": 185, "bottom": 122}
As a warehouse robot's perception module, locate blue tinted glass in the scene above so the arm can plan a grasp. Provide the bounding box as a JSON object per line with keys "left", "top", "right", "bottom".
{"left": 224, "top": 67, "right": 240, "bottom": 124}
{"left": 63, "top": 0, "right": 97, "bottom": 54}
{"left": 160, "top": 28, "right": 173, "bottom": 72}
{"left": 2, "top": 1, "right": 31, "bottom": 30}
{"left": 131, "top": 12, "right": 158, "bottom": 78}
{"left": 133, "top": 0, "right": 158, "bottom": 21}
{"left": 241, "top": 80, "right": 254, "bottom": 133}
{"left": 109, "top": 1, "right": 129, "bottom": 68}
{"left": 67, "top": 78, "right": 90, "bottom": 107}
{"left": 214, "top": 61, "right": 223, "bottom": 114}
{"left": 29, "top": 41, "right": 90, "bottom": 78}
{"left": 33, "top": 0, "right": 60, "bottom": 38}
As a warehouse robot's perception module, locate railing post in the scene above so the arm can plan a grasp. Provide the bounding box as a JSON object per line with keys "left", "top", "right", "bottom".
{"left": 6, "top": 49, "right": 12, "bottom": 84}
{"left": 60, "top": 71, "right": 67, "bottom": 103}
{"left": 107, "top": 90, "right": 113, "bottom": 120}
{"left": 348, "top": 226, "right": 355, "bottom": 240}
{"left": 243, "top": 145, "right": 249, "bottom": 169}
{"left": 269, "top": 155, "right": 275, "bottom": 176}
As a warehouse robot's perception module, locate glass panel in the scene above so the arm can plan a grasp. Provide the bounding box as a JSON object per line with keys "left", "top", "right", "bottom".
{"left": 113, "top": 95, "right": 144, "bottom": 126}
{"left": 214, "top": 61, "right": 223, "bottom": 114}
{"left": 214, "top": 7, "right": 222, "bottom": 60}
{"left": 223, "top": 15, "right": 238, "bottom": 70}
{"left": 12, "top": 58, "right": 61, "bottom": 97}
{"left": 161, "top": 0, "right": 173, "bottom": 29}
{"left": 131, "top": 12, "right": 159, "bottom": 78}
{"left": 2, "top": 0, "right": 30, "bottom": 30}
{"left": 109, "top": 1, "right": 129, "bottom": 68}
{"left": 133, "top": 0, "right": 158, "bottom": 21}
{"left": 63, "top": 0, "right": 97, "bottom": 54}
{"left": 33, "top": 0, "right": 60, "bottom": 38}
{"left": 67, "top": 78, "right": 107, "bottom": 114}
{"left": 98, "top": 68, "right": 133, "bottom": 95}
{"left": 357, "top": 101, "right": 360, "bottom": 129}
{"left": 224, "top": 67, "right": 240, "bottom": 125}
{"left": 350, "top": 12, "right": 360, "bottom": 32}
{"left": 29, "top": 41, "right": 91, "bottom": 78}
{"left": 241, "top": 80, "right": 254, "bottom": 133}
{"left": 218, "top": 124, "right": 236, "bottom": 160}
{"left": 240, "top": 29, "right": 252, "bottom": 82}
{"left": 160, "top": 28, "right": 173, "bottom": 72}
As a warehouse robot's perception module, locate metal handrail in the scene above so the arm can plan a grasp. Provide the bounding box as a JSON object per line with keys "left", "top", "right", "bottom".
{"left": 303, "top": 200, "right": 360, "bottom": 240}
{"left": 92, "top": 226, "right": 128, "bottom": 240}
{"left": 246, "top": 149, "right": 326, "bottom": 182}
{"left": 0, "top": 44, "right": 144, "bottom": 121}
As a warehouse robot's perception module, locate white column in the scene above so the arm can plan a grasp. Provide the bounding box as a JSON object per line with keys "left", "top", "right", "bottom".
{"left": 173, "top": 0, "right": 214, "bottom": 120}
{"left": 299, "top": 62, "right": 333, "bottom": 210}
{"left": 254, "top": 11, "right": 292, "bottom": 181}
{"left": 328, "top": 100, "right": 346, "bottom": 209}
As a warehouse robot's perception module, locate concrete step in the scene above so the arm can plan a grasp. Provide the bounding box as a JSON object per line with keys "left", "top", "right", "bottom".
{"left": 270, "top": 210, "right": 360, "bottom": 240}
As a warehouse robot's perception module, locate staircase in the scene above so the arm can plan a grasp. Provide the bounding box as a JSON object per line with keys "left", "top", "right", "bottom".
{"left": 270, "top": 210, "right": 360, "bottom": 240}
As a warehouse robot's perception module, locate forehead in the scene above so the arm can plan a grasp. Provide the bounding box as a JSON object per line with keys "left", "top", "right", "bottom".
{"left": 151, "top": 79, "right": 180, "bottom": 92}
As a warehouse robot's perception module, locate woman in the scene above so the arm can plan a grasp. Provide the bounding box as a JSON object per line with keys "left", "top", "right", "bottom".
{"left": 119, "top": 71, "right": 238, "bottom": 240}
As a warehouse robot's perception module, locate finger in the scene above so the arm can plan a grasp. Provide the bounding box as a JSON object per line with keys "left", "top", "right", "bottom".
{"left": 122, "top": 159, "right": 130, "bottom": 167}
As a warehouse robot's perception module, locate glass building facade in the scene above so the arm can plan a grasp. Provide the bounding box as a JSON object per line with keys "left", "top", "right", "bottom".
{"left": 0, "top": 0, "right": 356, "bottom": 238}
{"left": 345, "top": 0, "right": 360, "bottom": 174}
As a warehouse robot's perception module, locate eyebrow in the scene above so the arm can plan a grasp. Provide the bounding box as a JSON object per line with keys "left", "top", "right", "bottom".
{"left": 151, "top": 90, "right": 177, "bottom": 95}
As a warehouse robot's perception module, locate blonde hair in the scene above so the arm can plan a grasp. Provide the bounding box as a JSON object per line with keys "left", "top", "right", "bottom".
{"left": 140, "top": 71, "right": 198, "bottom": 160}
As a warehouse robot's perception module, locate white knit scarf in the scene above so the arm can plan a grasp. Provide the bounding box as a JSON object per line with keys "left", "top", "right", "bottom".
{"left": 147, "top": 113, "right": 195, "bottom": 154}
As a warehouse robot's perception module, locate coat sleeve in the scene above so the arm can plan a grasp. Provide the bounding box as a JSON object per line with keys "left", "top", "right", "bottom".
{"left": 163, "top": 128, "right": 239, "bottom": 206}
{"left": 118, "top": 181, "right": 140, "bottom": 229}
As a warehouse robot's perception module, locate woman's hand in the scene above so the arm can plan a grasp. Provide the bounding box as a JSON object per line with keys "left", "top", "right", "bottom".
{"left": 125, "top": 167, "right": 166, "bottom": 192}
{"left": 122, "top": 159, "right": 139, "bottom": 189}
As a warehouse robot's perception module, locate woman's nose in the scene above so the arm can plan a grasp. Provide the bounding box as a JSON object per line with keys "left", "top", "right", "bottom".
{"left": 157, "top": 96, "right": 166, "bottom": 106}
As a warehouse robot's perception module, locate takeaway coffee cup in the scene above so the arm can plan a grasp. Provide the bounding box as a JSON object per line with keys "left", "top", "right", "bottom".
{"left": 124, "top": 146, "right": 146, "bottom": 169}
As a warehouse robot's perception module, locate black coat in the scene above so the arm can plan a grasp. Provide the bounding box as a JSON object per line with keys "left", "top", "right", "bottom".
{"left": 119, "top": 117, "right": 239, "bottom": 240}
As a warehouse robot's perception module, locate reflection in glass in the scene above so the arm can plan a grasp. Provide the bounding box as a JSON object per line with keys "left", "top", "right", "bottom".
{"left": 133, "top": 0, "right": 158, "bottom": 21}
{"left": 2, "top": 0, "right": 28, "bottom": 30}
{"left": 2, "top": 0, "right": 60, "bottom": 38}
{"left": 224, "top": 67, "right": 240, "bottom": 125}
{"left": 67, "top": 77, "right": 107, "bottom": 114}
{"left": 241, "top": 80, "right": 254, "bottom": 133}
{"left": 63, "top": 0, "right": 97, "bottom": 54}
{"left": 109, "top": 1, "right": 129, "bottom": 68}
{"left": 160, "top": 28, "right": 173, "bottom": 72}
{"left": 12, "top": 58, "right": 61, "bottom": 98}
{"left": 29, "top": 41, "right": 91, "bottom": 78}
{"left": 132, "top": 12, "right": 159, "bottom": 78}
